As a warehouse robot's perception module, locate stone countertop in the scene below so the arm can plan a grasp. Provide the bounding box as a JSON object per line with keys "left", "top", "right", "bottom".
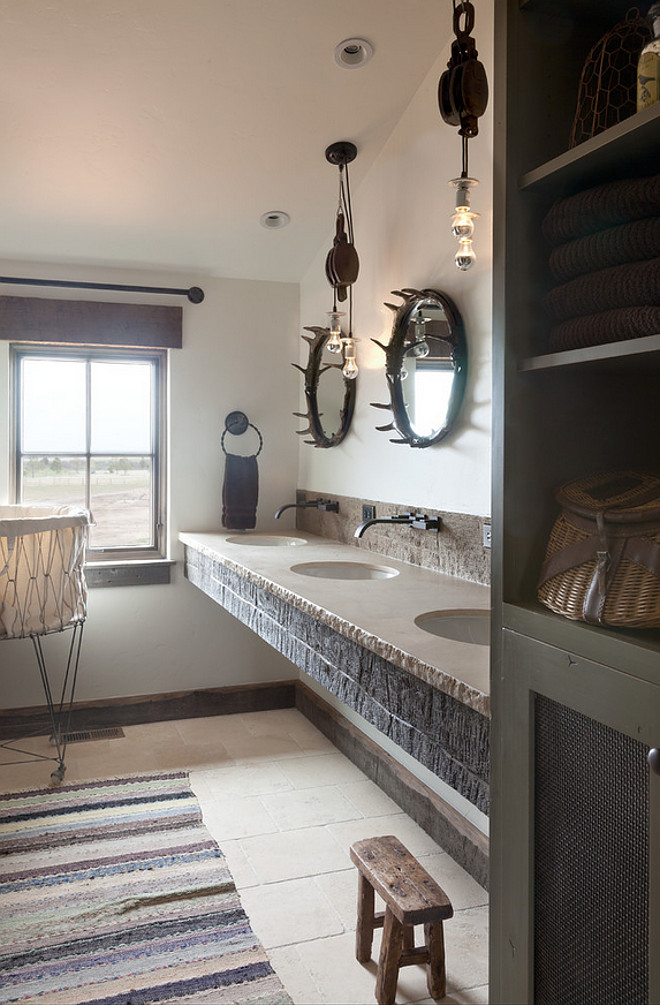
{"left": 179, "top": 531, "right": 490, "bottom": 717}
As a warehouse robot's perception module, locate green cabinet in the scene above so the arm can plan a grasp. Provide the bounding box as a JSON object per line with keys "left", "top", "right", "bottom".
{"left": 492, "top": 1, "right": 660, "bottom": 1000}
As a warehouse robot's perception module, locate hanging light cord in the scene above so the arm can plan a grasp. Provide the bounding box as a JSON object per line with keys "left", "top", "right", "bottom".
{"left": 337, "top": 163, "right": 356, "bottom": 335}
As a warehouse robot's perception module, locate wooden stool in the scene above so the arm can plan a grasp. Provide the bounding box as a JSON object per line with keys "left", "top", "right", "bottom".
{"left": 350, "top": 835, "right": 453, "bottom": 1005}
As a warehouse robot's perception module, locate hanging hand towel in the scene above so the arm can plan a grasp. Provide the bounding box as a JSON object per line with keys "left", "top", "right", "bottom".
{"left": 222, "top": 454, "right": 259, "bottom": 530}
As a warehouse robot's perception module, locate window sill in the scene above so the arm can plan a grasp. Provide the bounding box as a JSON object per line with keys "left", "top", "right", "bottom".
{"left": 85, "top": 559, "right": 175, "bottom": 589}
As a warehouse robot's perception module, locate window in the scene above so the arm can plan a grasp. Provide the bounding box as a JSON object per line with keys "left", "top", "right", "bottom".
{"left": 12, "top": 345, "right": 167, "bottom": 564}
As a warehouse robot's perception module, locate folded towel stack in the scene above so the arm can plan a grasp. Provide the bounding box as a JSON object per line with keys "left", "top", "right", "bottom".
{"left": 542, "top": 175, "right": 660, "bottom": 352}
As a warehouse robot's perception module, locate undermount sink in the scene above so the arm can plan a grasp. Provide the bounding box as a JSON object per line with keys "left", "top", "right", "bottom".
{"left": 290, "top": 561, "right": 399, "bottom": 581}
{"left": 226, "top": 534, "right": 307, "bottom": 547}
{"left": 415, "top": 609, "right": 490, "bottom": 645}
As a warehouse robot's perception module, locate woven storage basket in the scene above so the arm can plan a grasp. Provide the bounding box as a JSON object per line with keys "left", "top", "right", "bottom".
{"left": 538, "top": 471, "right": 660, "bottom": 628}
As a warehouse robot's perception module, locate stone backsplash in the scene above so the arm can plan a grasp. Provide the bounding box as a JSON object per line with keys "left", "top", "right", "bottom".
{"left": 293, "top": 490, "right": 491, "bottom": 586}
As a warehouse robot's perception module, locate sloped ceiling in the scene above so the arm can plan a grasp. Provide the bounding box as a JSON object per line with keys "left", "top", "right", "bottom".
{"left": 0, "top": 0, "right": 449, "bottom": 282}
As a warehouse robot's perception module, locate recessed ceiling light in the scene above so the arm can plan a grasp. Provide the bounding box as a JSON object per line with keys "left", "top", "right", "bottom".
{"left": 334, "top": 37, "right": 374, "bottom": 70}
{"left": 260, "top": 211, "right": 290, "bottom": 230}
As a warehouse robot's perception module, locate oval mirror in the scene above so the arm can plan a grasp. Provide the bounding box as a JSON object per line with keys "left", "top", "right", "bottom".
{"left": 292, "top": 326, "right": 356, "bottom": 448}
{"left": 372, "top": 288, "right": 467, "bottom": 448}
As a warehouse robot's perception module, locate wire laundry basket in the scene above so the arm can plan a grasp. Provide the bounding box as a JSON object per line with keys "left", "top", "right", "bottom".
{"left": 0, "top": 505, "right": 91, "bottom": 784}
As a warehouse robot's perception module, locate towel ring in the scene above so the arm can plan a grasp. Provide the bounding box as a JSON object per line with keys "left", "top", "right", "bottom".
{"left": 221, "top": 411, "right": 263, "bottom": 458}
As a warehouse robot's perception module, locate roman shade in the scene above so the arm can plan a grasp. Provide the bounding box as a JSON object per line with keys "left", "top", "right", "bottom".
{"left": 0, "top": 296, "right": 182, "bottom": 349}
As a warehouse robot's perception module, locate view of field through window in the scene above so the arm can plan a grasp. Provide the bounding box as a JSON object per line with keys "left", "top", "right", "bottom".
{"left": 19, "top": 355, "right": 156, "bottom": 551}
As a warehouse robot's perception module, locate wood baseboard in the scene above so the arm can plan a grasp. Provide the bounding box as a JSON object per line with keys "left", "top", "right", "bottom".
{"left": 0, "top": 680, "right": 297, "bottom": 739}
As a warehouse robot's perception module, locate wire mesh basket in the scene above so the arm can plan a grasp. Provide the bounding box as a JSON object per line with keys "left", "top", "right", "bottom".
{"left": 0, "top": 505, "right": 90, "bottom": 639}
{"left": 569, "top": 8, "right": 652, "bottom": 149}
{"left": 0, "top": 505, "right": 91, "bottom": 784}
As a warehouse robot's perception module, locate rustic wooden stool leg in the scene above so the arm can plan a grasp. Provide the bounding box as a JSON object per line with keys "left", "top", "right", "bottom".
{"left": 403, "top": 924, "right": 415, "bottom": 950}
{"left": 424, "top": 920, "right": 447, "bottom": 1001}
{"left": 355, "top": 872, "right": 376, "bottom": 962}
{"left": 376, "top": 907, "right": 403, "bottom": 1005}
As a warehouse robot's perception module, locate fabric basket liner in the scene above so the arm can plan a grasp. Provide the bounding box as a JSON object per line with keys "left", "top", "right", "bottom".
{"left": 0, "top": 505, "right": 90, "bottom": 639}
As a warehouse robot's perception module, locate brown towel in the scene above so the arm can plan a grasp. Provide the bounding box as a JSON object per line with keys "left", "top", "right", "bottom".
{"left": 542, "top": 174, "right": 660, "bottom": 245}
{"left": 549, "top": 217, "right": 660, "bottom": 283}
{"left": 544, "top": 258, "right": 660, "bottom": 322}
{"left": 222, "top": 454, "right": 258, "bottom": 530}
{"left": 549, "top": 306, "right": 660, "bottom": 352}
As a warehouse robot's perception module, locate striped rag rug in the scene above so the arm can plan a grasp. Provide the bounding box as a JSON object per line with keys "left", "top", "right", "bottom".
{"left": 0, "top": 771, "right": 293, "bottom": 1004}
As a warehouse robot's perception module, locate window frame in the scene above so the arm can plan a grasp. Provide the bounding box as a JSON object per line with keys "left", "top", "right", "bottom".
{"left": 10, "top": 343, "right": 168, "bottom": 565}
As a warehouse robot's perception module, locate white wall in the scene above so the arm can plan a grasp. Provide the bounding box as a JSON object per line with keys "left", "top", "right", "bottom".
{"left": 0, "top": 263, "right": 300, "bottom": 706}
{"left": 298, "top": 8, "right": 493, "bottom": 518}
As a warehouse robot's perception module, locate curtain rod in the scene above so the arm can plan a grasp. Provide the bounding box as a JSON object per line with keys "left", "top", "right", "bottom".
{"left": 0, "top": 276, "right": 205, "bottom": 303}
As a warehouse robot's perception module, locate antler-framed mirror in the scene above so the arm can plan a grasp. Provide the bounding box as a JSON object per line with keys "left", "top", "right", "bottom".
{"left": 292, "top": 326, "right": 356, "bottom": 448}
{"left": 372, "top": 288, "right": 467, "bottom": 448}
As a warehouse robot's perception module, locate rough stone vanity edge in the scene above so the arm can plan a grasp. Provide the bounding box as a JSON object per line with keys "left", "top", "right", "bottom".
{"left": 179, "top": 533, "right": 489, "bottom": 718}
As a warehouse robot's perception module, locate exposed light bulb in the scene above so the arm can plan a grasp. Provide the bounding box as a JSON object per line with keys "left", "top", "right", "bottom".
{"left": 411, "top": 339, "right": 430, "bottom": 358}
{"left": 325, "top": 310, "right": 346, "bottom": 353}
{"left": 414, "top": 309, "right": 427, "bottom": 340}
{"left": 342, "top": 337, "right": 358, "bottom": 380}
{"left": 451, "top": 207, "right": 477, "bottom": 240}
{"left": 455, "top": 238, "right": 476, "bottom": 271}
{"left": 449, "top": 177, "right": 479, "bottom": 273}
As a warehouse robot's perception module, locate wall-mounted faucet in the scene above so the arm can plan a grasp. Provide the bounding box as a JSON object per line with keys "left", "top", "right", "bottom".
{"left": 354, "top": 511, "right": 442, "bottom": 538}
{"left": 274, "top": 498, "right": 340, "bottom": 519}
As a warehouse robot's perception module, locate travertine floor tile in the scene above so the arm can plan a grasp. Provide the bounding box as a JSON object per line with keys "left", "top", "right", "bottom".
{"left": 242, "top": 708, "right": 334, "bottom": 751}
{"left": 328, "top": 812, "right": 443, "bottom": 860}
{"left": 240, "top": 876, "right": 344, "bottom": 948}
{"left": 279, "top": 751, "right": 367, "bottom": 788}
{"left": 340, "top": 777, "right": 405, "bottom": 817}
{"left": 174, "top": 713, "right": 252, "bottom": 744}
{"left": 261, "top": 784, "right": 363, "bottom": 831}
{"left": 421, "top": 853, "right": 488, "bottom": 910}
{"left": 190, "top": 760, "right": 292, "bottom": 799}
{"left": 266, "top": 946, "right": 324, "bottom": 1005}
{"left": 313, "top": 868, "right": 359, "bottom": 929}
{"left": 240, "top": 826, "right": 347, "bottom": 884}
{"left": 220, "top": 731, "right": 306, "bottom": 762}
{"left": 218, "top": 838, "right": 260, "bottom": 889}
{"left": 443, "top": 907, "right": 489, "bottom": 991}
{"left": 436, "top": 984, "right": 489, "bottom": 1004}
{"left": 296, "top": 929, "right": 439, "bottom": 1004}
{"left": 200, "top": 794, "right": 279, "bottom": 841}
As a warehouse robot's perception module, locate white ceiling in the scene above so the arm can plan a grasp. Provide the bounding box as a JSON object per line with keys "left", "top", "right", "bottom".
{"left": 0, "top": 0, "right": 449, "bottom": 283}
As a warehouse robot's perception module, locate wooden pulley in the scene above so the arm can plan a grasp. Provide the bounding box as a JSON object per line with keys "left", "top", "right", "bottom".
{"left": 325, "top": 211, "right": 359, "bottom": 302}
{"left": 438, "top": 1, "right": 489, "bottom": 138}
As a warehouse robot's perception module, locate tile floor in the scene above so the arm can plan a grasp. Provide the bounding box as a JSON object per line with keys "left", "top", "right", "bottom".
{"left": 0, "top": 708, "right": 489, "bottom": 1004}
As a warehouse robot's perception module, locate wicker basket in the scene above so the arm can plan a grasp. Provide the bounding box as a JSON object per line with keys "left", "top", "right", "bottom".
{"left": 538, "top": 471, "right": 660, "bottom": 628}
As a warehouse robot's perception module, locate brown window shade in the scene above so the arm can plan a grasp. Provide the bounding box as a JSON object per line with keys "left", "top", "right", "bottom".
{"left": 0, "top": 296, "right": 182, "bottom": 349}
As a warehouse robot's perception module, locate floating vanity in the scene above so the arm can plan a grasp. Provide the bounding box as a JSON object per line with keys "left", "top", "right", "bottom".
{"left": 180, "top": 530, "right": 490, "bottom": 816}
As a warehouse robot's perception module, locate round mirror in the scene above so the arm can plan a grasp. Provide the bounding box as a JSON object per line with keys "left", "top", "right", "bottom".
{"left": 292, "top": 327, "right": 356, "bottom": 448}
{"left": 372, "top": 288, "right": 467, "bottom": 448}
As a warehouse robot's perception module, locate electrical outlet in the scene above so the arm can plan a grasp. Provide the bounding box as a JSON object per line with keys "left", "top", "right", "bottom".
{"left": 362, "top": 504, "right": 376, "bottom": 522}
{"left": 483, "top": 523, "right": 492, "bottom": 548}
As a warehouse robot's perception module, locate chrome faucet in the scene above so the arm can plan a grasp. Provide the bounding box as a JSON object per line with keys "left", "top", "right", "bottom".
{"left": 275, "top": 498, "right": 339, "bottom": 519}
{"left": 354, "top": 511, "right": 442, "bottom": 538}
